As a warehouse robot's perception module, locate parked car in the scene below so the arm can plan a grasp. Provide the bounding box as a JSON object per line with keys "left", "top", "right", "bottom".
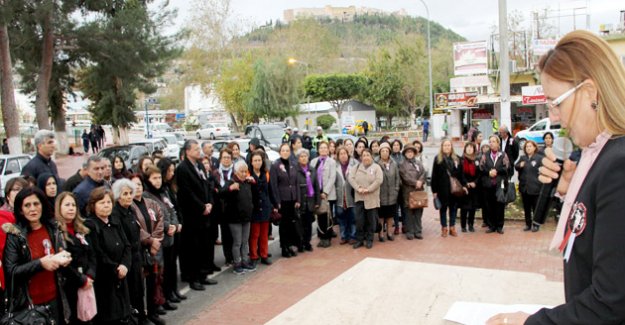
{"left": 196, "top": 123, "right": 231, "bottom": 140}
{"left": 515, "top": 118, "right": 561, "bottom": 148}
{"left": 130, "top": 138, "right": 168, "bottom": 155}
{"left": 144, "top": 122, "right": 174, "bottom": 138}
{"left": 0, "top": 154, "right": 32, "bottom": 199}
{"left": 152, "top": 133, "right": 181, "bottom": 162}
{"left": 98, "top": 145, "right": 150, "bottom": 173}
{"left": 210, "top": 139, "right": 280, "bottom": 162}
{"left": 244, "top": 124, "right": 285, "bottom": 151}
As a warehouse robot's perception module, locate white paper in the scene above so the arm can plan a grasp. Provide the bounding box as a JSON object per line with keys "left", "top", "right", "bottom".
{"left": 444, "top": 301, "right": 553, "bottom": 325}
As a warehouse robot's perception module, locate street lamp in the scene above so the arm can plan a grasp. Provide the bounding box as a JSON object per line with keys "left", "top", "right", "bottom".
{"left": 288, "top": 58, "right": 312, "bottom": 130}
{"left": 418, "top": 0, "right": 433, "bottom": 118}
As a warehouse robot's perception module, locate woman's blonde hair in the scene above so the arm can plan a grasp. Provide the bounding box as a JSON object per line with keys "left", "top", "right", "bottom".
{"left": 436, "top": 139, "right": 459, "bottom": 164}
{"left": 55, "top": 192, "right": 90, "bottom": 243}
{"left": 538, "top": 30, "right": 625, "bottom": 136}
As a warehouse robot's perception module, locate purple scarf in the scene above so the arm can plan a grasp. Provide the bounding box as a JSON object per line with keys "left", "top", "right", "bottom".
{"left": 316, "top": 157, "right": 326, "bottom": 189}
{"left": 301, "top": 165, "right": 314, "bottom": 198}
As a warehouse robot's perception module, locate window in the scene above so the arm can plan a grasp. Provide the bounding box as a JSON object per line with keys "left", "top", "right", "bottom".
{"left": 18, "top": 157, "right": 30, "bottom": 170}
{"left": 531, "top": 120, "right": 547, "bottom": 131}
{"left": 5, "top": 159, "right": 19, "bottom": 175}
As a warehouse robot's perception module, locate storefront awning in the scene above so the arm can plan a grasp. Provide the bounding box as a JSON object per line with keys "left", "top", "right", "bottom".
{"left": 477, "top": 95, "right": 523, "bottom": 104}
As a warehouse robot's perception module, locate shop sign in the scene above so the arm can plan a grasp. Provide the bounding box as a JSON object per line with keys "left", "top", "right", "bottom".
{"left": 522, "top": 85, "right": 546, "bottom": 105}
{"left": 435, "top": 91, "right": 478, "bottom": 108}
{"left": 472, "top": 108, "right": 493, "bottom": 120}
{"left": 453, "top": 41, "right": 488, "bottom": 76}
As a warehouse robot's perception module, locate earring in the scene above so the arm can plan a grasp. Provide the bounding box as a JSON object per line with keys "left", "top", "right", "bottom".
{"left": 591, "top": 101, "right": 598, "bottom": 110}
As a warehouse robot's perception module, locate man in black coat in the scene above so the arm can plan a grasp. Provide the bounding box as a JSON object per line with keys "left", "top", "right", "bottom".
{"left": 62, "top": 161, "right": 89, "bottom": 192}
{"left": 21, "top": 130, "right": 60, "bottom": 182}
{"left": 176, "top": 140, "right": 215, "bottom": 291}
{"left": 499, "top": 125, "right": 519, "bottom": 176}
{"left": 201, "top": 141, "right": 219, "bottom": 171}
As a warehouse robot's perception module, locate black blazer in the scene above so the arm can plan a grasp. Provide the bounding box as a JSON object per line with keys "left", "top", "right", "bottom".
{"left": 296, "top": 164, "right": 321, "bottom": 213}
{"left": 269, "top": 159, "right": 300, "bottom": 207}
{"left": 515, "top": 153, "right": 543, "bottom": 195}
{"left": 527, "top": 136, "right": 625, "bottom": 324}
{"left": 431, "top": 156, "right": 465, "bottom": 206}
{"left": 175, "top": 159, "right": 212, "bottom": 224}
{"left": 479, "top": 150, "right": 510, "bottom": 189}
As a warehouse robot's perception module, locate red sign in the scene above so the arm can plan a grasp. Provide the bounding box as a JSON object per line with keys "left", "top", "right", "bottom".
{"left": 472, "top": 108, "right": 493, "bottom": 120}
{"left": 435, "top": 92, "right": 478, "bottom": 108}
{"left": 522, "top": 86, "right": 546, "bottom": 105}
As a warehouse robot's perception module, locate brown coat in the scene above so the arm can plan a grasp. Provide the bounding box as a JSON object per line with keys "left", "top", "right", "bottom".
{"left": 399, "top": 158, "right": 427, "bottom": 207}
{"left": 131, "top": 198, "right": 165, "bottom": 247}
{"left": 347, "top": 162, "right": 383, "bottom": 209}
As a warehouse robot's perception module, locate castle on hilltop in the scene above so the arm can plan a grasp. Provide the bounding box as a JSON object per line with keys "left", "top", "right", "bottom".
{"left": 283, "top": 5, "right": 408, "bottom": 23}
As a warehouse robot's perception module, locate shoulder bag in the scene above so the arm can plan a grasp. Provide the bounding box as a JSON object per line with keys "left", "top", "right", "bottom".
{"left": 408, "top": 190, "right": 428, "bottom": 209}
{"left": 446, "top": 169, "right": 465, "bottom": 197}
{"left": 1, "top": 271, "right": 53, "bottom": 325}
{"left": 496, "top": 180, "right": 517, "bottom": 204}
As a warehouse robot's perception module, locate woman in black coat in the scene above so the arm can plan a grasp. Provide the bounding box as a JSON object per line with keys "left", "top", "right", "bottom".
{"left": 211, "top": 148, "right": 236, "bottom": 267}
{"left": 460, "top": 143, "right": 480, "bottom": 233}
{"left": 249, "top": 150, "right": 273, "bottom": 265}
{"left": 515, "top": 140, "right": 543, "bottom": 232}
{"left": 55, "top": 192, "right": 97, "bottom": 324}
{"left": 3, "top": 188, "right": 71, "bottom": 324}
{"left": 84, "top": 187, "right": 132, "bottom": 324}
{"left": 295, "top": 148, "right": 320, "bottom": 253}
{"left": 479, "top": 135, "right": 511, "bottom": 234}
{"left": 431, "top": 139, "right": 466, "bottom": 237}
{"left": 270, "top": 143, "right": 301, "bottom": 258}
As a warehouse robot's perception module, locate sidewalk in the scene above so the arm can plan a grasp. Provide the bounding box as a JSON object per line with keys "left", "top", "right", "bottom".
{"left": 186, "top": 206, "right": 563, "bottom": 325}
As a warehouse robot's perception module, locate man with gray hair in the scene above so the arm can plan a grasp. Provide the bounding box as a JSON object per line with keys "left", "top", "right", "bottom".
{"left": 62, "top": 160, "right": 89, "bottom": 192}
{"left": 73, "top": 155, "right": 106, "bottom": 216}
{"left": 21, "top": 129, "right": 59, "bottom": 181}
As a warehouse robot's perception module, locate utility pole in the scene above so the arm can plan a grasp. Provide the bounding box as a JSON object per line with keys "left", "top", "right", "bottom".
{"left": 498, "top": 0, "right": 511, "bottom": 129}
{"left": 419, "top": 0, "right": 433, "bottom": 118}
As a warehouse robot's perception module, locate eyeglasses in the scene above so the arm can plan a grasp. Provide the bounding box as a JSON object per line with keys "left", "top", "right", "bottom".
{"left": 546, "top": 82, "right": 585, "bottom": 114}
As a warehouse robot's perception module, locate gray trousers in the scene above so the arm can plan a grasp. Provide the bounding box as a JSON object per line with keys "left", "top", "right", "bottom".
{"left": 229, "top": 222, "right": 251, "bottom": 264}
{"left": 404, "top": 208, "right": 424, "bottom": 236}
{"left": 354, "top": 201, "right": 377, "bottom": 242}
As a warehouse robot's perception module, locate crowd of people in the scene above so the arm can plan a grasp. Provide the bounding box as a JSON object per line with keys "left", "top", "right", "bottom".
{"left": 0, "top": 121, "right": 550, "bottom": 325}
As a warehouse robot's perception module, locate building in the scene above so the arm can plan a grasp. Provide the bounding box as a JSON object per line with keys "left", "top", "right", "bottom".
{"left": 287, "top": 100, "right": 376, "bottom": 132}
{"left": 283, "top": 5, "right": 407, "bottom": 23}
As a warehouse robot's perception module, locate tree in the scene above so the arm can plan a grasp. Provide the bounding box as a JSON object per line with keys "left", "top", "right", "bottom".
{"left": 0, "top": 0, "right": 21, "bottom": 154}
{"left": 361, "top": 49, "right": 403, "bottom": 128}
{"left": 303, "top": 73, "right": 365, "bottom": 131}
{"left": 316, "top": 114, "right": 335, "bottom": 131}
{"left": 246, "top": 58, "right": 301, "bottom": 123}
{"left": 214, "top": 54, "right": 255, "bottom": 128}
{"left": 77, "top": 0, "right": 180, "bottom": 145}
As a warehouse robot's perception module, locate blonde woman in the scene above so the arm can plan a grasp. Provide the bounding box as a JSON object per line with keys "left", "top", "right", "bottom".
{"left": 489, "top": 30, "right": 625, "bottom": 324}
{"left": 431, "top": 139, "right": 466, "bottom": 237}
{"left": 55, "top": 192, "right": 96, "bottom": 324}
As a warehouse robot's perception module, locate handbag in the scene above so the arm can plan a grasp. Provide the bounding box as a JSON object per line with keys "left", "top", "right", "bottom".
{"left": 446, "top": 169, "right": 465, "bottom": 197}
{"left": 408, "top": 190, "right": 428, "bottom": 209}
{"left": 434, "top": 196, "right": 442, "bottom": 210}
{"left": 77, "top": 285, "right": 98, "bottom": 321}
{"left": 1, "top": 272, "right": 53, "bottom": 325}
{"left": 496, "top": 180, "right": 517, "bottom": 204}
{"left": 315, "top": 198, "right": 329, "bottom": 215}
{"left": 270, "top": 210, "right": 282, "bottom": 226}
{"left": 143, "top": 248, "right": 154, "bottom": 269}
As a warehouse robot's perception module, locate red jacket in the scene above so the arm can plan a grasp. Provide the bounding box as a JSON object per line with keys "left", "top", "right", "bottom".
{"left": 0, "top": 210, "right": 16, "bottom": 290}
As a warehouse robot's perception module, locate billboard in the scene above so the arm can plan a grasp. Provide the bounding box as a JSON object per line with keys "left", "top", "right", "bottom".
{"left": 435, "top": 92, "right": 478, "bottom": 108}
{"left": 531, "top": 39, "right": 558, "bottom": 56}
{"left": 522, "top": 85, "right": 546, "bottom": 105}
{"left": 453, "top": 41, "right": 488, "bottom": 76}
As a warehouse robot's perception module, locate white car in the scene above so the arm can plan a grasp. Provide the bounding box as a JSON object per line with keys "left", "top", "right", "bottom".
{"left": 197, "top": 123, "right": 231, "bottom": 140}
{"left": 0, "top": 154, "right": 32, "bottom": 199}
{"left": 515, "top": 118, "right": 561, "bottom": 148}
{"left": 153, "top": 133, "right": 181, "bottom": 162}
{"left": 211, "top": 139, "right": 280, "bottom": 162}
{"left": 144, "top": 122, "right": 173, "bottom": 138}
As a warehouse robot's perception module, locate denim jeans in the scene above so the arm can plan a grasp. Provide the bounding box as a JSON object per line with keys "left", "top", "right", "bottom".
{"left": 336, "top": 205, "right": 356, "bottom": 240}
{"left": 439, "top": 202, "right": 458, "bottom": 227}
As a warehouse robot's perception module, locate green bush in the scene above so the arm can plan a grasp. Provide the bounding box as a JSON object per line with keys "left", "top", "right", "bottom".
{"left": 316, "top": 114, "right": 336, "bottom": 130}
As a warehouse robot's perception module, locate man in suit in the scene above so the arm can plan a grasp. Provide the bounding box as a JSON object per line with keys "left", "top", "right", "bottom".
{"left": 499, "top": 125, "right": 519, "bottom": 177}
{"left": 176, "top": 140, "right": 215, "bottom": 291}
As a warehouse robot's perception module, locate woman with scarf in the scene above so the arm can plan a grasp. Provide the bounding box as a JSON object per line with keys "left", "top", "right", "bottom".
{"left": 335, "top": 146, "right": 356, "bottom": 245}
{"left": 479, "top": 135, "right": 510, "bottom": 234}
{"left": 36, "top": 173, "right": 59, "bottom": 217}
{"left": 295, "top": 149, "right": 320, "bottom": 252}
{"left": 212, "top": 148, "right": 235, "bottom": 265}
{"left": 248, "top": 150, "right": 272, "bottom": 265}
{"left": 431, "top": 139, "right": 467, "bottom": 237}
{"left": 390, "top": 139, "right": 404, "bottom": 165}
{"left": 310, "top": 141, "right": 337, "bottom": 248}
{"left": 142, "top": 166, "right": 183, "bottom": 312}
{"left": 515, "top": 141, "right": 543, "bottom": 232}
{"left": 460, "top": 142, "right": 480, "bottom": 233}
{"left": 348, "top": 149, "right": 383, "bottom": 249}
{"left": 270, "top": 143, "right": 301, "bottom": 258}
{"left": 377, "top": 142, "right": 400, "bottom": 241}
{"left": 399, "top": 145, "right": 427, "bottom": 240}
